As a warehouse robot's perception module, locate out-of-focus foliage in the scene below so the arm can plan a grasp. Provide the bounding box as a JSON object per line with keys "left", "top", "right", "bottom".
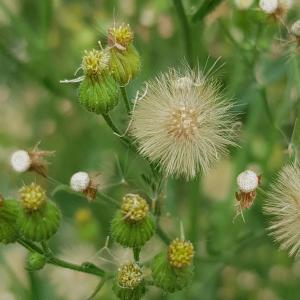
{"left": 1, "top": 0, "right": 300, "bottom": 299}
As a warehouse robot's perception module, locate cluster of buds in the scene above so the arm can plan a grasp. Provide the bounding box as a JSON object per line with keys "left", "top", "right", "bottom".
{"left": 70, "top": 171, "right": 102, "bottom": 202}
{"left": 235, "top": 169, "right": 261, "bottom": 221}
{"left": 10, "top": 145, "right": 54, "bottom": 177}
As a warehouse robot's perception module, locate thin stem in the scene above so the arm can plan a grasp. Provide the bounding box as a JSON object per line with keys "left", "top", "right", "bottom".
{"left": 156, "top": 225, "right": 171, "bottom": 245}
{"left": 133, "top": 247, "right": 141, "bottom": 262}
{"left": 172, "top": 0, "right": 193, "bottom": 66}
{"left": 120, "top": 86, "right": 131, "bottom": 113}
{"left": 102, "top": 113, "right": 121, "bottom": 135}
{"left": 18, "top": 238, "right": 106, "bottom": 277}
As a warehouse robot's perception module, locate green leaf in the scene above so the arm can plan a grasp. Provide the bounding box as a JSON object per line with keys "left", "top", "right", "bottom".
{"left": 192, "top": 0, "right": 223, "bottom": 22}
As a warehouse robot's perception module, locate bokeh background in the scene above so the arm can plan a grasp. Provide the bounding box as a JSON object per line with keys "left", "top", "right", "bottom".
{"left": 1, "top": 0, "right": 300, "bottom": 299}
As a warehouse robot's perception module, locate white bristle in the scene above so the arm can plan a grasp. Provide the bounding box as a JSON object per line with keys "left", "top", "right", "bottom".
{"left": 237, "top": 170, "right": 259, "bottom": 193}
{"left": 70, "top": 172, "right": 90, "bottom": 192}
{"left": 10, "top": 150, "right": 31, "bottom": 173}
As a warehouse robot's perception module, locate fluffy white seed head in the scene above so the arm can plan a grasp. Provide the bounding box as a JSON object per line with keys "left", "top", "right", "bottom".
{"left": 234, "top": 0, "right": 254, "bottom": 10}
{"left": 237, "top": 170, "right": 259, "bottom": 193}
{"left": 70, "top": 172, "right": 90, "bottom": 192}
{"left": 10, "top": 150, "right": 31, "bottom": 173}
{"left": 264, "top": 165, "right": 300, "bottom": 257}
{"left": 259, "top": 0, "right": 279, "bottom": 14}
{"left": 291, "top": 20, "right": 300, "bottom": 37}
{"left": 131, "top": 68, "right": 237, "bottom": 179}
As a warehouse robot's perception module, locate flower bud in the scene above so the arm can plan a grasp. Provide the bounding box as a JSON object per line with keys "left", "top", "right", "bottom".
{"left": 151, "top": 239, "right": 194, "bottom": 293}
{"left": 78, "top": 49, "right": 119, "bottom": 114}
{"left": 111, "top": 194, "right": 155, "bottom": 248}
{"left": 108, "top": 24, "right": 141, "bottom": 85}
{"left": 17, "top": 183, "right": 61, "bottom": 241}
{"left": 10, "top": 146, "right": 54, "bottom": 177}
{"left": 26, "top": 252, "right": 46, "bottom": 271}
{"left": 0, "top": 197, "right": 19, "bottom": 244}
{"left": 113, "top": 262, "right": 146, "bottom": 300}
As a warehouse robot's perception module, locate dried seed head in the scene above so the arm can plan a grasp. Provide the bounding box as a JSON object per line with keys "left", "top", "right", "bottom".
{"left": 10, "top": 150, "right": 31, "bottom": 173}
{"left": 117, "top": 262, "right": 143, "bottom": 289}
{"left": 167, "top": 238, "right": 194, "bottom": 268}
{"left": 19, "top": 183, "right": 46, "bottom": 212}
{"left": 70, "top": 172, "right": 90, "bottom": 192}
{"left": 131, "top": 68, "right": 237, "bottom": 179}
{"left": 121, "top": 194, "right": 149, "bottom": 222}
{"left": 108, "top": 24, "right": 134, "bottom": 49}
{"left": 237, "top": 170, "right": 259, "bottom": 193}
{"left": 264, "top": 164, "right": 300, "bottom": 256}
{"left": 259, "top": 0, "right": 279, "bottom": 14}
{"left": 81, "top": 49, "right": 109, "bottom": 78}
{"left": 291, "top": 20, "right": 300, "bottom": 37}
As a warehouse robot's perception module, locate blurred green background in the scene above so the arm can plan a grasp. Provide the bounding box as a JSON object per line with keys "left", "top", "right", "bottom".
{"left": 1, "top": 0, "right": 300, "bottom": 299}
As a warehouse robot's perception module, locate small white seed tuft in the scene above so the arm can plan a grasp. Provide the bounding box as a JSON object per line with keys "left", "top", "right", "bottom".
{"left": 291, "top": 20, "right": 300, "bottom": 37}
{"left": 10, "top": 150, "right": 31, "bottom": 173}
{"left": 259, "top": 0, "right": 278, "bottom": 14}
{"left": 70, "top": 172, "right": 90, "bottom": 192}
{"left": 237, "top": 170, "right": 259, "bottom": 193}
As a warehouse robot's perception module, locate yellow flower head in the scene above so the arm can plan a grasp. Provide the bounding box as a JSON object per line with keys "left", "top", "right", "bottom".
{"left": 167, "top": 238, "right": 194, "bottom": 268}
{"left": 121, "top": 194, "right": 149, "bottom": 222}
{"left": 81, "top": 49, "right": 109, "bottom": 78}
{"left": 117, "top": 262, "right": 143, "bottom": 288}
{"left": 108, "top": 24, "right": 134, "bottom": 49}
{"left": 19, "top": 183, "right": 46, "bottom": 212}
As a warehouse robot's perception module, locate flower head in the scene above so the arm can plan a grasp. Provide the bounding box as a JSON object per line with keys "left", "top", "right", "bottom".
{"left": 10, "top": 150, "right": 31, "bottom": 173}
{"left": 81, "top": 49, "right": 110, "bottom": 79}
{"left": 264, "top": 164, "right": 300, "bottom": 256}
{"left": 259, "top": 0, "right": 293, "bottom": 17}
{"left": 131, "top": 68, "right": 237, "bottom": 179}
{"left": 121, "top": 194, "right": 149, "bottom": 222}
{"left": 237, "top": 170, "right": 259, "bottom": 193}
{"left": 108, "top": 24, "right": 134, "bottom": 49}
{"left": 259, "top": 0, "right": 279, "bottom": 14}
{"left": 117, "top": 262, "right": 143, "bottom": 288}
{"left": 167, "top": 238, "right": 194, "bottom": 268}
{"left": 19, "top": 183, "right": 46, "bottom": 212}
{"left": 70, "top": 171, "right": 90, "bottom": 192}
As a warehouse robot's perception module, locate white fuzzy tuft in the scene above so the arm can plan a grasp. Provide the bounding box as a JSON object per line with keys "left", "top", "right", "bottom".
{"left": 131, "top": 68, "right": 237, "bottom": 179}
{"left": 70, "top": 172, "right": 90, "bottom": 192}
{"left": 259, "top": 0, "right": 278, "bottom": 14}
{"left": 291, "top": 20, "right": 300, "bottom": 37}
{"left": 10, "top": 150, "right": 31, "bottom": 173}
{"left": 264, "top": 165, "right": 300, "bottom": 257}
{"left": 237, "top": 170, "right": 258, "bottom": 193}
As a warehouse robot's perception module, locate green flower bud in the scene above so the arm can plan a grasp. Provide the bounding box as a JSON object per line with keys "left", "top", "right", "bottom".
{"left": 0, "top": 197, "right": 19, "bottom": 244}
{"left": 151, "top": 239, "right": 194, "bottom": 293}
{"left": 17, "top": 183, "right": 61, "bottom": 242}
{"left": 26, "top": 252, "right": 46, "bottom": 271}
{"left": 78, "top": 49, "right": 119, "bottom": 114}
{"left": 113, "top": 262, "right": 146, "bottom": 300}
{"left": 111, "top": 194, "right": 155, "bottom": 248}
{"left": 108, "top": 24, "right": 141, "bottom": 85}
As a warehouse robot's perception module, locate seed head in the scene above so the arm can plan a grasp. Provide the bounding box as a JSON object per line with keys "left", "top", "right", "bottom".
{"left": 237, "top": 170, "right": 259, "bottom": 193}
{"left": 81, "top": 49, "right": 109, "bottom": 78}
{"left": 70, "top": 171, "right": 90, "bottom": 192}
{"left": 131, "top": 68, "right": 237, "bottom": 179}
{"left": 121, "top": 194, "right": 149, "bottom": 222}
{"left": 19, "top": 183, "right": 46, "bottom": 212}
{"left": 10, "top": 150, "right": 31, "bottom": 173}
{"left": 291, "top": 20, "right": 300, "bottom": 37}
{"left": 117, "top": 262, "right": 143, "bottom": 289}
{"left": 259, "top": 0, "right": 279, "bottom": 14}
{"left": 167, "top": 238, "right": 194, "bottom": 268}
{"left": 108, "top": 24, "right": 134, "bottom": 49}
{"left": 264, "top": 164, "right": 300, "bottom": 257}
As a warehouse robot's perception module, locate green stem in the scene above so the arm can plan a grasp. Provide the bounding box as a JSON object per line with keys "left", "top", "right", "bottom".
{"left": 172, "top": 0, "right": 193, "bottom": 66}
{"left": 120, "top": 86, "right": 131, "bottom": 113}
{"left": 133, "top": 247, "right": 141, "bottom": 262}
{"left": 102, "top": 113, "right": 121, "bottom": 134}
{"left": 18, "top": 238, "right": 106, "bottom": 277}
{"left": 86, "top": 278, "right": 107, "bottom": 300}
{"left": 156, "top": 225, "right": 171, "bottom": 245}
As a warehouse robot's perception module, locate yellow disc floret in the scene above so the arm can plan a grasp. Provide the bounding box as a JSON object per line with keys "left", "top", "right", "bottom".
{"left": 82, "top": 49, "right": 109, "bottom": 78}
{"left": 19, "top": 183, "right": 46, "bottom": 212}
{"left": 167, "top": 238, "right": 194, "bottom": 268}
{"left": 108, "top": 24, "right": 133, "bottom": 48}
{"left": 121, "top": 194, "right": 149, "bottom": 222}
{"left": 117, "top": 262, "right": 143, "bottom": 289}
